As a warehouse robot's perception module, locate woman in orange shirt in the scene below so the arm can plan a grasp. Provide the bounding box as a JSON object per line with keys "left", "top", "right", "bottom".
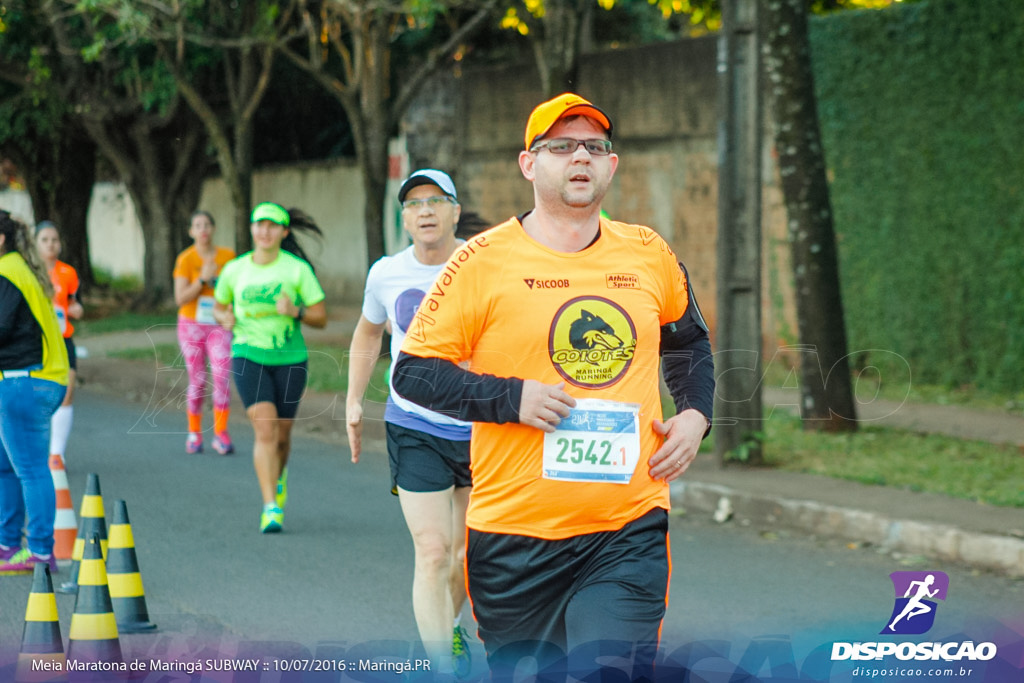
{"left": 35, "top": 221, "right": 83, "bottom": 465}
{"left": 172, "top": 211, "right": 235, "bottom": 455}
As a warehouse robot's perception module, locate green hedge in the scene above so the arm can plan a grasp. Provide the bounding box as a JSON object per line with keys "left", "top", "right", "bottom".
{"left": 809, "top": 0, "right": 1024, "bottom": 392}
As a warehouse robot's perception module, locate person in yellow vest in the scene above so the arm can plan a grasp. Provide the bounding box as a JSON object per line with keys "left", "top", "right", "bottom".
{"left": 0, "top": 210, "right": 69, "bottom": 574}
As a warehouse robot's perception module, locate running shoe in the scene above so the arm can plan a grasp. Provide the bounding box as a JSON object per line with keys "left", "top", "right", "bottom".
{"left": 0, "top": 548, "right": 57, "bottom": 575}
{"left": 260, "top": 506, "right": 284, "bottom": 534}
{"left": 211, "top": 432, "right": 234, "bottom": 455}
{"left": 0, "top": 544, "right": 20, "bottom": 562}
{"left": 452, "top": 625, "right": 472, "bottom": 679}
{"left": 275, "top": 467, "right": 289, "bottom": 510}
{"left": 186, "top": 433, "right": 203, "bottom": 454}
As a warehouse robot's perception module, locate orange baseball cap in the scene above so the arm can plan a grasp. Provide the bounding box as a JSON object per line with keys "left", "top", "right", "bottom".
{"left": 524, "top": 93, "right": 613, "bottom": 150}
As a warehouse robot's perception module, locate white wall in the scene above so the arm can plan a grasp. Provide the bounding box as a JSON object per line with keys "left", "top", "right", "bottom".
{"left": 198, "top": 160, "right": 369, "bottom": 301}
{"left": 5, "top": 159, "right": 385, "bottom": 303}
{"left": 86, "top": 182, "right": 146, "bottom": 278}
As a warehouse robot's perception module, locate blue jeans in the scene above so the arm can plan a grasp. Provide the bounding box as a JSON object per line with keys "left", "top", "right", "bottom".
{"left": 0, "top": 375, "right": 66, "bottom": 555}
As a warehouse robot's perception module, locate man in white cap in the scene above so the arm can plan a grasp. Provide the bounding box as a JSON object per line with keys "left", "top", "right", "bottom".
{"left": 346, "top": 169, "right": 475, "bottom": 678}
{"left": 393, "top": 94, "right": 714, "bottom": 679}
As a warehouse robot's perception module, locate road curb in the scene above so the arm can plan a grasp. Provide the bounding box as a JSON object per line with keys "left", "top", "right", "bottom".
{"left": 671, "top": 480, "right": 1024, "bottom": 578}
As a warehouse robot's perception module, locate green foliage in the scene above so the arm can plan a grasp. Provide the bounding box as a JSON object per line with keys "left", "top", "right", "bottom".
{"left": 764, "top": 410, "right": 1024, "bottom": 508}
{"left": 810, "top": 0, "right": 1024, "bottom": 394}
{"left": 80, "top": 314, "right": 176, "bottom": 335}
{"left": 91, "top": 265, "right": 144, "bottom": 293}
{"left": 725, "top": 430, "right": 765, "bottom": 463}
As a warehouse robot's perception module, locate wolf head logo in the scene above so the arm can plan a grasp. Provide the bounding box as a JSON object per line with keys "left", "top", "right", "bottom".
{"left": 569, "top": 309, "right": 624, "bottom": 358}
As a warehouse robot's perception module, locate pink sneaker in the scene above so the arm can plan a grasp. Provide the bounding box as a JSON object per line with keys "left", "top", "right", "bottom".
{"left": 186, "top": 433, "right": 203, "bottom": 454}
{"left": 0, "top": 548, "right": 57, "bottom": 575}
{"left": 211, "top": 432, "right": 234, "bottom": 455}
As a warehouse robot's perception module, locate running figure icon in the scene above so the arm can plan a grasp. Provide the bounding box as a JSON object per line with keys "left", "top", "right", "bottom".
{"left": 888, "top": 574, "right": 938, "bottom": 631}
{"left": 882, "top": 570, "right": 949, "bottom": 635}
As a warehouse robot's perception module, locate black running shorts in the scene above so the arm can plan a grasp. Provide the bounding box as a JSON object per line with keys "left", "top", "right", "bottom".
{"left": 65, "top": 337, "right": 77, "bottom": 371}
{"left": 467, "top": 507, "right": 669, "bottom": 681}
{"left": 385, "top": 422, "right": 471, "bottom": 494}
{"left": 231, "top": 357, "right": 308, "bottom": 419}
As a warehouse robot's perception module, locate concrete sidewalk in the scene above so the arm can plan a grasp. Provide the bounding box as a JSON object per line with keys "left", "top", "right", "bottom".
{"left": 75, "top": 317, "right": 1024, "bottom": 578}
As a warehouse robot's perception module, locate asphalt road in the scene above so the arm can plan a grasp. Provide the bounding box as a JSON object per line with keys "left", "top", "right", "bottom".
{"left": 2, "top": 389, "right": 1022, "bottom": 681}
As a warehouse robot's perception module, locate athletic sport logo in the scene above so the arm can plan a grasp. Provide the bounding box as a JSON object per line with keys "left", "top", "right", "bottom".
{"left": 549, "top": 296, "right": 636, "bottom": 389}
{"left": 881, "top": 571, "right": 949, "bottom": 635}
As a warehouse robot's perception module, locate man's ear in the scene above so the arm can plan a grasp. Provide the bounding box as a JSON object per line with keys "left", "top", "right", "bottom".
{"left": 519, "top": 150, "right": 536, "bottom": 182}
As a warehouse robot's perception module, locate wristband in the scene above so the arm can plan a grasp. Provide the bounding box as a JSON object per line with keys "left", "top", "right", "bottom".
{"left": 296, "top": 306, "right": 305, "bottom": 322}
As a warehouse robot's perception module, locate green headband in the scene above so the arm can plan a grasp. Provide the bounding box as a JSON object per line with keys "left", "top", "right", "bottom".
{"left": 251, "top": 202, "right": 290, "bottom": 227}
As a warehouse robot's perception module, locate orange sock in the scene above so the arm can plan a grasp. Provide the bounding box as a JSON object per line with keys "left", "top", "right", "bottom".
{"left": 188, "top": 412, "right": 202, "bottom": 433}
{"left": 214, "top": 408, "right": 229, "bottom": 436}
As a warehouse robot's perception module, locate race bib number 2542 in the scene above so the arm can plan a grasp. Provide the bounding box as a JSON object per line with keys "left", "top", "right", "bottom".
{"left": 542, "top": 399, "right": 641, "bottom": 484}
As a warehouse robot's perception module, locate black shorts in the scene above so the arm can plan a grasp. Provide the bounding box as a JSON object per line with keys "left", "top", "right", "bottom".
{"left": 65, "top": 337, "right": 77, "bottom": 371}
{"left": 385, "top": 422, "right": 471, "bottom": 494}
{"left": 231, "top": 357, "right": 307, "bottom": 419}
{"left": 467, "top": 507, "right": 669, "bottom": 681}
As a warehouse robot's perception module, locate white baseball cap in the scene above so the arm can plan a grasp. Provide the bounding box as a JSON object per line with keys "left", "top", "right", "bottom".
{"left": 398, "top": 169, "right": 458, "bottom": 203}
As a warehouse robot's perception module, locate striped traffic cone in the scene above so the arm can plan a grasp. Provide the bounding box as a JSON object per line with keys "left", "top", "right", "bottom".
{"left": 15, "top": 563, "right": 67, "bottom": 683}
{"left": 66, "top": 534, "right": 122, "bottom": 674}
{"left": 49, "top": 455, "right": 77, "bottom": 562}
{"left": 59, "top": 474, "right": 107, "bottom": 594}
{"left": 106, "top": 500, "right": 156, "bottom": 633}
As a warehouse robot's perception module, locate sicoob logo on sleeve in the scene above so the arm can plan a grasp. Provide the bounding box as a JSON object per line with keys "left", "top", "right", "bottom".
{"left": 549, "top": 296, "right": 637, "bottom": 389}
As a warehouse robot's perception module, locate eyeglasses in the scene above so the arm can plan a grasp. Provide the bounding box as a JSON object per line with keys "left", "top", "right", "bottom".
{"left": 401, "top": 196, "right": 457, "bottom": 210}
{"left": 530, "top": 138, "right": 613, "bottom": 156}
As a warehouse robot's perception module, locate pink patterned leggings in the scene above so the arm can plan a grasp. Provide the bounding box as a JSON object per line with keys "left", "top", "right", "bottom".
{"left": 177, "top": 316, "right": 233, "bottom": 415}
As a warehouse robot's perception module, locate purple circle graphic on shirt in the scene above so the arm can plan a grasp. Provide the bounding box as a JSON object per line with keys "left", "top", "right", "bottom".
{"left": 395, "top": 289, "right": 427, "bottom": 333}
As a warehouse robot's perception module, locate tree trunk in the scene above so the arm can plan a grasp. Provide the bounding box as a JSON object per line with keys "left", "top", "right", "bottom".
{"left": 233, "top": 132, "right": 254, "bottom": 254}
{"left": 715, "top": 0, "right": 764, "bottom": 464}
{"left": 81, "top": 105, "right": 209, "bottom": 305}
{"left": 529, "top": 0, "right": 592, "bottom": 96}
{"left": 352, "top": 95, "right": 391, "bottom": 269}
{"left": 762, "top": 0, "right": 857, "bottom": 432}
{"left": 281, "top": 1, "right": 498, "bottom": 269}
{"left": 6, "top": 122, "right": 97, "bottom": 291}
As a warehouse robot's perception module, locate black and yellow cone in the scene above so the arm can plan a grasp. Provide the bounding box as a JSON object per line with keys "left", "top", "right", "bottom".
{"left": 15, "top": 563, "right": 67, "bottom": 683}
{"left": 106, "top": 500, "right": 156, "bottom": 633}
{"left": 66, "top": 534, "right": 122, "bottom": 672}
{"left": 58, "top": 474, "right": 107, "bottom": 595}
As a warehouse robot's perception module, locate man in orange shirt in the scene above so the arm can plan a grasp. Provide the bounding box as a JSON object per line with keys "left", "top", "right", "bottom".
{"left": 394, "top": 93, "right": 714, "bottom": 679}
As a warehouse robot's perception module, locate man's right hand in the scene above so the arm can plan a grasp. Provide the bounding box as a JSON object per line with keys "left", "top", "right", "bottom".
{"left": 346, "top": 402, "right": 363, "bottom": 463}
{"left": 519, "top": 379, "right": 575, "bottom": 433}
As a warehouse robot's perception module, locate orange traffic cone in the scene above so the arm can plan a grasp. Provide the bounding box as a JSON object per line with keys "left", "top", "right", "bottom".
{"left": 66, "top": 534, "right": 122, "bottom": 675}
{"left": 58, "top": 474, "right": 107, "bottom": 595}
{"left": 15, "top": 563, "right": 67, "bottom": 683}
{"left": 106, "top": 500, "right": 156, "bottom": 633}
{"left": 49, "top": 455, "right": 77, "bottom": 562}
